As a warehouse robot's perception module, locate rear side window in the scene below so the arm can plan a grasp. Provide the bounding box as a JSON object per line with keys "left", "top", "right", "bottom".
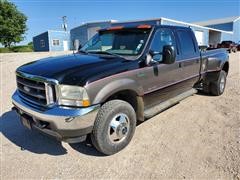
{"left": 177, "top": 30, "right": 196, "bottom": 56}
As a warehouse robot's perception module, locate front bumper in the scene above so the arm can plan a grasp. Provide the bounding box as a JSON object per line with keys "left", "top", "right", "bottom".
{"left": 12, "top": 91, "right": 100, "bottom": 142}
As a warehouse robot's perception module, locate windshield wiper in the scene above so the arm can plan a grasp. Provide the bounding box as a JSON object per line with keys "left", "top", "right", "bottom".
{"left": 87, "top": 51, "right": 124, "bottom": 59}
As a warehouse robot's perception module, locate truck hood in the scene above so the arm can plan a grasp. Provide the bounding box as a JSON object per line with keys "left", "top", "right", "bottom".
{"left": 17, "top": 53, "right": 138, "bottom": 86}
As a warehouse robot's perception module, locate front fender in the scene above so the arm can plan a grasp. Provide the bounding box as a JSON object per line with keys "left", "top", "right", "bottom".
{"left": 91, "top": 78, "right": 144, "bottom": 104}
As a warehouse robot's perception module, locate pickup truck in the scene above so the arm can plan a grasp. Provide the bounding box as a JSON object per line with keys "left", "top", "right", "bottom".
{"left": 12, "top": 24, "right": 229, "bottom": 155}
{"left": 217, "top": 40, "right": 237, "bottom": 53}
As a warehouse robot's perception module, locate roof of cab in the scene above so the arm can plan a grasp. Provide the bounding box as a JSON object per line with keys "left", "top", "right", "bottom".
{"left": 99, "top": 24, "right": 191, "bottom": 31}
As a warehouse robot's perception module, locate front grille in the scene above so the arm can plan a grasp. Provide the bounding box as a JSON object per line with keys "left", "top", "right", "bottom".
{"left": 17, "top": 75, "right": 48, "bottom": 106}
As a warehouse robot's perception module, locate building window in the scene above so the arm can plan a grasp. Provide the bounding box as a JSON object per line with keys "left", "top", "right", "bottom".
{"left": 52, "top": 39, "right": 60, "bottom": 46}
{"left": 40, "top": 40, "right": 45, "bottom": 47}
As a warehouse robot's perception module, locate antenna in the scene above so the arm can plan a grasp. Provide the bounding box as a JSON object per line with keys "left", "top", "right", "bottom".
{"left": 62, "top": 16, "right": 67, "bottom": 31}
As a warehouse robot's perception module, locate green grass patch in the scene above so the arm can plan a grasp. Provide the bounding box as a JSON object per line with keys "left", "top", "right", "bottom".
{"left": 0, "top": 45, "right": 33, "bottom": 53}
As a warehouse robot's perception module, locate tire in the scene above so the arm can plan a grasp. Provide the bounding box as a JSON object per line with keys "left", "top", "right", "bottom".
{"left": 210, "top": 70, "right": 227, "bottom": 96}
{"left": 202, "top": 82, "right": 210, "bottom": 94}
{"left": 91, "top": 100, "right": 136, "bottom": 155}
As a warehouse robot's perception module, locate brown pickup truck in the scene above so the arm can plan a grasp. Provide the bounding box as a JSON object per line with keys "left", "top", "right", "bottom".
{"left": 12, "top": 24, "right": 229, "bottom": 155}
{"left": 217, "top": 41, "right": 237, "bottom": 53}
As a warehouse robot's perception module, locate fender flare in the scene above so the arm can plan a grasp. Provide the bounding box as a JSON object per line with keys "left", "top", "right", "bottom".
{"left": 92, "top": 78, "right": 144, "bottom": 104}
{"left": 220, "top": 61, "right": 229, "bottom": 74}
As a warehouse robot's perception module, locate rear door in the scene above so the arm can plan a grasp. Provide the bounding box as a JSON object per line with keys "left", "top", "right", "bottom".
{"left": 174, "top": 29, "right": 201, "bottom": 83}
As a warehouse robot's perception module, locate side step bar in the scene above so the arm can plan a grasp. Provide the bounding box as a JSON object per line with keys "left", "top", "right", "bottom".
{"left": 144, "top": 88, "right": 198, "bottom": 119}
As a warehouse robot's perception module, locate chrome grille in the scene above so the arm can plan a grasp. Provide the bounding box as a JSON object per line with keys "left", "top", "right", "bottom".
{"left": 17, "top": 75, "right": 47, "bottom": 106}
{"left": 16, "top": 72, "right": 58, "bottom": 107}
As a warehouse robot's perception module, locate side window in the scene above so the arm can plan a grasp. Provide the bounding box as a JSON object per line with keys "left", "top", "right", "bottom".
{"left": 150, "top": 29, "right": 176, "bottom": 61}
{"left": 177, "top": 30, "right": 196, "bottom": 56}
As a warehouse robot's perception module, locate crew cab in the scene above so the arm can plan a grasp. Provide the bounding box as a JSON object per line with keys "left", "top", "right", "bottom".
{"left": 12, "top": 24, "right": 229, "bottom": 155}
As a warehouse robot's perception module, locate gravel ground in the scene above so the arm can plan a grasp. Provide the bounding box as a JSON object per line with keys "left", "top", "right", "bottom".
{"left": 0, "top": 51, "right": 239, "bottom": 179}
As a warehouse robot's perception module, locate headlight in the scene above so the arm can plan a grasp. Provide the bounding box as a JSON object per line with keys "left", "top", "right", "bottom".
{"left": 57, "top": 85, "right": 90, "bottom": 107}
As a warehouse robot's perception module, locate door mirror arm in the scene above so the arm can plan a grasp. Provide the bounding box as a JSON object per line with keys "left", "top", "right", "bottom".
{"left": 149, "top": 50, "right": 162, "bottom": 64}
{"left": 149, "top": 50, "right": 162, "bottom": 57}
{"left": 145, "top": 45, "right": 176, "bottom": 65}
{"left": 145, "top": 53, "right": 159, "bottom": 66}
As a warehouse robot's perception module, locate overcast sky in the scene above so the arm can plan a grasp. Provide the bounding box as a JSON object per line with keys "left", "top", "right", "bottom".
{"left": 11, "top": 0, "right": 240, "bottom": 45}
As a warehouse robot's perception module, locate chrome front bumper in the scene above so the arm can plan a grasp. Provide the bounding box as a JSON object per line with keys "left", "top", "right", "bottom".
{"left": 12, "top": 91, "right": 100, "bottom": 142}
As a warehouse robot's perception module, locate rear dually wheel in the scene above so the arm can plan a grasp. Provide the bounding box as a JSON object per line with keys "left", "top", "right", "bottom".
{"left": 210, "top": 70, "right": 227, "bottom": 96}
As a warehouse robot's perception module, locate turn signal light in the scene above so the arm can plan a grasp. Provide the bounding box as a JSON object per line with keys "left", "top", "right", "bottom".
{"left": 82, "top": 100, "right": 90, "bottom": 107}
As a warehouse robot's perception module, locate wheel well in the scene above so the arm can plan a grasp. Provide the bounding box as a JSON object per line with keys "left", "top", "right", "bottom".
{"left": 105, "top": 90, "right": 138, "bottom": 113}
{"left": 222, "top": 62, "right": 229, "bottom": 74}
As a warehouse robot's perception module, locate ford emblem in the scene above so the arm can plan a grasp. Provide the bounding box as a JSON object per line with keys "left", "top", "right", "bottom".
{"left": 23, "top": 86, "right": 31, "bottom": 92}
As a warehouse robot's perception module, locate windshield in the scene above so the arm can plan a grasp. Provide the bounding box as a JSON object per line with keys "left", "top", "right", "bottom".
{"left": 80, "top": 29, "right": 151, "bottom": 58}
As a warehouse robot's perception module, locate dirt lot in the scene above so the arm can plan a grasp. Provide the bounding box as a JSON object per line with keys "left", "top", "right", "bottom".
{"left": 0, "top": 52, "right": 239, "bottom": 179}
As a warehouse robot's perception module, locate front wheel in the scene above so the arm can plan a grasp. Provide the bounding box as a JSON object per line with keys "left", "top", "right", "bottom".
{"left": 91, "top": 100, "right": 136, "bottom": 155}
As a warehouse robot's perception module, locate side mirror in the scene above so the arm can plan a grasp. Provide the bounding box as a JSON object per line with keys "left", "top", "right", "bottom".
{"left": 149, "top": 50, "right": 162, "bottom": 62}
{"left": 162, "top": 45, "right": 176, "bottom": 64}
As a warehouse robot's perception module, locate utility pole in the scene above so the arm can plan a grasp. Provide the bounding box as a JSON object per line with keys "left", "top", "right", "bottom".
{"left": 62, "top": 16, "right": 67, "bottom": 31}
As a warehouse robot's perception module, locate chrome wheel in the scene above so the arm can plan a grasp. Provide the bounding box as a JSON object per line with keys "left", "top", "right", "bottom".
{"left": 220, "top": 75, "right": 225, "bottom": 93}
{"left": 108, "top": 113, "right": 130, "bottom": 143}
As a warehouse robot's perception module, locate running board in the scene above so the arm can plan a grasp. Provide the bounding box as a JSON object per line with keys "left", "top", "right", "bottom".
{"left": 144, "top": 88, "right": 197, "bottom": 119}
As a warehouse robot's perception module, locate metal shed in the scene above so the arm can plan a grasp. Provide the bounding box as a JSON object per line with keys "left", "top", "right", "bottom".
{"left": 194, "top": 16, "right": 240, "bottom": 43}
{"left": 70, "top": 20, "right": 116, "bottom": 50}
{"left": 33, "top": 30, "right": 70, "bottom": 52}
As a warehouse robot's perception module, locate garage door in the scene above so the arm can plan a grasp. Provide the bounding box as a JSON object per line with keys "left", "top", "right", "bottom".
{"left": 194, "top": 31, "right": 204, "bottom": 45}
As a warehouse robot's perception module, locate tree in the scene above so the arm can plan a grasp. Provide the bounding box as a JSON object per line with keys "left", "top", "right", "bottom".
{"left": 27, "top": 41, "right": 33, "bottom": 46}
{"left": 0, "top": 0, "right": 27, "bottom": 47}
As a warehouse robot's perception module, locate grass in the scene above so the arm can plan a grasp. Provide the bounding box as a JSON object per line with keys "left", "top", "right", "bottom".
{"left": 0, "top": 45, "right": 33, "bottom": 53}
